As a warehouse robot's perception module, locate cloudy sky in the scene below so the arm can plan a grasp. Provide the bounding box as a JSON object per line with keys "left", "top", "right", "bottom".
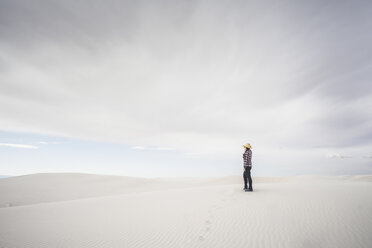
{"left": 1, "top": 0, "right": 371, "bottom": 177}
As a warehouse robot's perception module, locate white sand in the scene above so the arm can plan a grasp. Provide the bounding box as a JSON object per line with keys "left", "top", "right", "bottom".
{"left": 0, "top": 173, "right": 371, "bottom": 248}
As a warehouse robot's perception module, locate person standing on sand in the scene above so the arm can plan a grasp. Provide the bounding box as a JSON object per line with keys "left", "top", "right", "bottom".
{"left": 242, "top": 143, "right": 253, "bottom": 192}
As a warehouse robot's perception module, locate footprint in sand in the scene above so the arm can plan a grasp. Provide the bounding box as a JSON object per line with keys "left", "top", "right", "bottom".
{"left": 197, "top": 208, "right": 215, "bottom": 241}
{"left": 198, "top": 220, "right": 211, "bottom": 240}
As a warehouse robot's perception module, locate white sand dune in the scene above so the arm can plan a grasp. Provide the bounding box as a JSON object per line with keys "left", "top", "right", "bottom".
{"left": 0, "top": 173, "right": 185, "bottom": 208}
{"left": 0, "top": 173, "right": 288, "bottom": 208}
{"left": 0, "top": 173, "right": 371, "bottom": 248}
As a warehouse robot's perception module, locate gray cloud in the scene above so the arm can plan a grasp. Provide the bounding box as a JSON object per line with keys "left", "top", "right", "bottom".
{"left": 325, "top": 153, "right": 353, "bottom": 159}
{"left": 0, "top": 0, "right": 371, "bottom": 163}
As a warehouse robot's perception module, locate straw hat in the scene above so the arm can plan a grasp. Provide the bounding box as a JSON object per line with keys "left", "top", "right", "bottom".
{"left": 242, "top": 143, "right": 252, "bottom": 149}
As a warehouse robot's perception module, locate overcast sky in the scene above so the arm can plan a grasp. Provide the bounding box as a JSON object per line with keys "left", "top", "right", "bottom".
{"left": 0, "top": 0, "right": 371, "bottom": 177}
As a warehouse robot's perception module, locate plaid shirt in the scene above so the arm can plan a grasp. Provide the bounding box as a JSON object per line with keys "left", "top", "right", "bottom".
{"left": 243, "top": 149, "right": 252, "bottom": 167}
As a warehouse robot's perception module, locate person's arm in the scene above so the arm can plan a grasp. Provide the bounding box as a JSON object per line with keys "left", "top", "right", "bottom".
{"left": 243, "top": 152, "right": 247, "bottom": 166}
{"left": 248, "top": 150, "right": 252, "bottom": 166}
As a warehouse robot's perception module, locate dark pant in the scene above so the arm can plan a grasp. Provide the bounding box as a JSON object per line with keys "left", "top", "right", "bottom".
{"left": 243, "top": 166, "right": 252, "bottom": 190}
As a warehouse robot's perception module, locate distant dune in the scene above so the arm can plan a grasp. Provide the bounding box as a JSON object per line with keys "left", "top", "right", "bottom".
{"left": 3, "top": 173, "right": 370, "bottom": 208}
{"left": 0, "top": 173, "right": 171, "bottom": 207}
{"left": 0, "top": 173, "right": 371, "bottom": 248}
